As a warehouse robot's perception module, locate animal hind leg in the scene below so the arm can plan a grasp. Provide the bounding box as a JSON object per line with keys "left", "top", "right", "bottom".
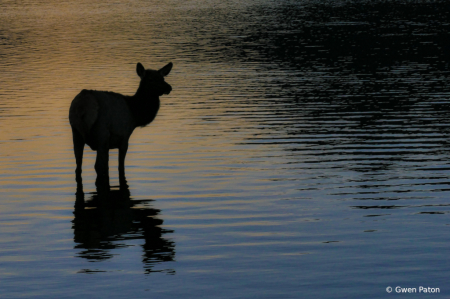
{"left": 71, "top": 126, "right": 85, "bottom": 186}
{"left": 95, "top": 143, "right": 110, "bottom": 191}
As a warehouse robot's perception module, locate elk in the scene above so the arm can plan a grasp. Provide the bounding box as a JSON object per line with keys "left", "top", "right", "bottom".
{"left": 69, "top": 62, "right": 173, "bottom": 190}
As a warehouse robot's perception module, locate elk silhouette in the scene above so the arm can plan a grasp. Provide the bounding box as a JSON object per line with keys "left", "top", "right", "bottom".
{"left": 69, "top": 62, "right": 173, "bottom": 190}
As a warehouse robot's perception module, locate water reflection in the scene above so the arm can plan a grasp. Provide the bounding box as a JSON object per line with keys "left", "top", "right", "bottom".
{"left": 184, "top": 0, "right": 450, "bottom": 211}
{"left": 72, "top": 186, "right": 175, "bottom": 274}
{"left": 2, "top": 0, "right": 450, "bottom": 297}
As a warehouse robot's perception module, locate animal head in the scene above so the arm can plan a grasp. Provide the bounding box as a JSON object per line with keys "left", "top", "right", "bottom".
{"left": 136, "top": 62, "right": 173, "bottom": 96}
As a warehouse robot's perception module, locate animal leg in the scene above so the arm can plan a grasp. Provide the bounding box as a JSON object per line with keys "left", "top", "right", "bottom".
{"left": 71, "top": 126, "right": 85, "bottom": 186}
{"left": 95, "top": 144, "right": 110, "bottom": 190}
{"left": 119, "top": 142, "right": 129, "bottom": 187}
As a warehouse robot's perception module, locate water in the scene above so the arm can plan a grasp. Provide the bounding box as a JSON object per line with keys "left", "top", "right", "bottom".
{"left": 1, "top": 0, "right": 450, "bottom": 297}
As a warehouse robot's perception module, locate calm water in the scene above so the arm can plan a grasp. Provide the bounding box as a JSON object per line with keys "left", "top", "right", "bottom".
{"left": 1, "top": 0, "right": 450, "bottom": 298}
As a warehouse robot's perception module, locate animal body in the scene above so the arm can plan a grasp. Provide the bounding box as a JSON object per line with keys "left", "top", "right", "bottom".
{"left": 69, "top": 62, "right": 173, "bottom": 190}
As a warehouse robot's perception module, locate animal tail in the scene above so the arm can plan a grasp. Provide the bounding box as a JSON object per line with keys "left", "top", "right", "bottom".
{"left": 69, "top": 90, "right": 99, "bottom": 139}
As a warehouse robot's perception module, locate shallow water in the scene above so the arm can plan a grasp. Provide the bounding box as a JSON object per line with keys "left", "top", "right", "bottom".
{"left": 1, "top": 0, "right": 450, "bottom": 298}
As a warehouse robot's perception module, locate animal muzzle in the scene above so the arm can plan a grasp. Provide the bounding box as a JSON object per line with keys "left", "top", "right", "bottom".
{"left": 163, "top": 84, "right": 172, "bottom": 95}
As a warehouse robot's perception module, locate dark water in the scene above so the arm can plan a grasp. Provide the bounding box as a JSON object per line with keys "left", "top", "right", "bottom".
{"left": 1, "top": 0, "right": 450, "bottom": 298}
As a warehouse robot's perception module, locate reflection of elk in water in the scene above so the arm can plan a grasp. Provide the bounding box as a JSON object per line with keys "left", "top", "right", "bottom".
{"left": 73, "top": 187, "right": 175, "bottom": 274}
{"left": 69, "top": 62, "right": 173, "bottom": 190}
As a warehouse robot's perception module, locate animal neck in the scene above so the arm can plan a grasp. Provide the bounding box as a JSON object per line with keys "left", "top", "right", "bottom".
{"left": 128, "top": 86, "right": 160, "bottom": 128}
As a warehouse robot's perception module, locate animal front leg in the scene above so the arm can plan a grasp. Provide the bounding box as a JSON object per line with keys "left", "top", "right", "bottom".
{"left": 119, "top": 142, "right": 129, "bottom": 187}
{"left": 95, "top": 146, "right": 110, "bottom": 190}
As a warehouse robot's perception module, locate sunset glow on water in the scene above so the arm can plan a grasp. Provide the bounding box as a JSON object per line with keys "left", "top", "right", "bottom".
{"left": 1, "top": 0, "right": 450, "bottom": 298}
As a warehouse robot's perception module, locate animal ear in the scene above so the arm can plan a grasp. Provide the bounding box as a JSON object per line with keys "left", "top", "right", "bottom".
{"left": 136, "top": 63, "right": 145, "bottom": 78}
{"left": 159, "top": 62, "right": 173, "bottom": 77}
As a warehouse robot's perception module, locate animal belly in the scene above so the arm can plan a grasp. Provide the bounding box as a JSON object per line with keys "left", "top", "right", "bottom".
{"left": 85, "top": 138, "right": 99, "bottom": 151}
{"left": 108, "top": 134, "right": 125, "bottom": 149}
{"left": 85, "top": 136, "right": 122, "bottom": 150}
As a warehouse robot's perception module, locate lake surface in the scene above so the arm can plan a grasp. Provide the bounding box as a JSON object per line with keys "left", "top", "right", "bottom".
{"left": 1, "top": 0, "right": 450, "bottom": 298}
